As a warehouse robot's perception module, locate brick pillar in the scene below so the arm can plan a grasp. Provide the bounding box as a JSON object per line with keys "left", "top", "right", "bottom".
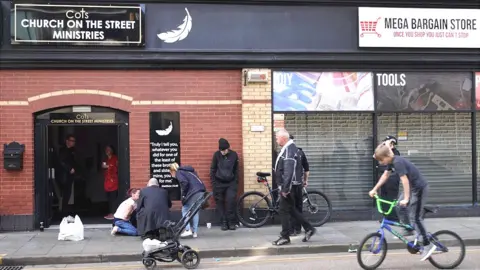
{"left": 241, "top": 69, "right": 273, "bottom": 193}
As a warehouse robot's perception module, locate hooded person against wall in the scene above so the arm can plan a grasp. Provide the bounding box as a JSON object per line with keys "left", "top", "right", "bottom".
{"left": 210, "top": 138, "right": 239, "bottom": 231}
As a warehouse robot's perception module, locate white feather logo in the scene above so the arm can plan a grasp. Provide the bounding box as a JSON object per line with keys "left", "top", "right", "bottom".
{"left": 156, "top": 121, "right": 173, "bottom": 136}
{"left": 157, "top": 8, "right": 192, "bottom": 43}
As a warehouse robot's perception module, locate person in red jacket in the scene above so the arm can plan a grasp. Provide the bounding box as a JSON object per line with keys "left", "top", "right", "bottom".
{"left": 102, "top": 145, "right": 119, "bottom": 220}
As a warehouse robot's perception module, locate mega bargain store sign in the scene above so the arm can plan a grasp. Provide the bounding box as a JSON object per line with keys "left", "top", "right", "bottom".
{"left": 358, "top": 7, "right": 480, "bottom": 48}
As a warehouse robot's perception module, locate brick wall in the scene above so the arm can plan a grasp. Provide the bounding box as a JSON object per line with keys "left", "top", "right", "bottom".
{"left": 241, "top": 69, "right": 273, "bottom": 194}
{"left": 0, "top": 70, "right": 243, "bottom": 215}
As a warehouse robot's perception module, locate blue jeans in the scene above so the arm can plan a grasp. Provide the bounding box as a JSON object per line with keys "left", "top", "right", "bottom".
{"left": 182, "top": 192, "right": 203, "bottom": 232}
{"left": 114, "top": 219, "right": 138, "bottom": 236}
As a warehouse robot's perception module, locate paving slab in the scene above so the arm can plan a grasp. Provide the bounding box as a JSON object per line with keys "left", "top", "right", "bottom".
{"left": 1, "top": 217, "right": 480, "bottom": 266}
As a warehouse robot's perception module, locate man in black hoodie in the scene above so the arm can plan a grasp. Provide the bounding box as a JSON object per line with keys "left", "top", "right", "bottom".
{"left": 56, "top": 134, "right": 77, "bottom": 216}
{"left": 378, "top": 136, "right": 401, "bottom": 222}
{"left": 273, "top": 129, "right": 315, "bottom": 246}
{"left": 210, "top": 138, "right": 239, "bottom": 231}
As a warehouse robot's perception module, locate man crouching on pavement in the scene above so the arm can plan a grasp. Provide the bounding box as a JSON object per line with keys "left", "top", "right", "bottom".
{"left": 272, "top": 129, "right": 316, "bottom": 246}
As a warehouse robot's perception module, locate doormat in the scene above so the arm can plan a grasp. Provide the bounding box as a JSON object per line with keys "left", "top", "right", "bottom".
{"left": 0, "top": 267, "right": 24, "bottom": 270}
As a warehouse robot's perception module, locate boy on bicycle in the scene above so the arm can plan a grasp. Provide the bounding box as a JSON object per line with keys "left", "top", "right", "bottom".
{"left": 369, "top": 142, "right": 437, "bottom": 261}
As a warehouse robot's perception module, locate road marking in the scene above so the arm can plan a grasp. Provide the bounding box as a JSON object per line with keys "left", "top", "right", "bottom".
{"left": 27, "top": 249, "right": 480, "bottom": 270}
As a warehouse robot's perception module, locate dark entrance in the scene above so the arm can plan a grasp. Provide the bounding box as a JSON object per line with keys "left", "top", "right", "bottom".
{"left": 34, "top": 106, "right": 130, "bottom": 228}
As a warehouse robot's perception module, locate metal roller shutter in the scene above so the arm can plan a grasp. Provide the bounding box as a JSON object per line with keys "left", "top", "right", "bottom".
{"left": 377, "top": 113, "right": 472, "bottom": 205}
{"left": 284, "top": 113, "right": 374, "bottom": 210}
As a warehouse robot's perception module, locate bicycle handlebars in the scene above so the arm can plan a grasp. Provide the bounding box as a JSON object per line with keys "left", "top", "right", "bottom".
{"left": 373, "top": 194, "right": 398, "bottom": 215}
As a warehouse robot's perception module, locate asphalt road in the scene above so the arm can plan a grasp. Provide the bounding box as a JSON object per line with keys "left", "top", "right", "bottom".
{"left": 24, "top": 247, "right": 480, "bottom": 270}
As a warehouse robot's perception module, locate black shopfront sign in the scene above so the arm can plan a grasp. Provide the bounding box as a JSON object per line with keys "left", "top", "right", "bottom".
{"left": 149, "top": 112, "right": 181, "bottom": 201}
{"left": 49, "top": 113, "right": 117, "bottom": 124}
{"left": 12, "top": 3, "right": 144, "bottom": 46}
{"left": 375, "top": 72, "right": 473, "bottom": 112}
{"left": 146, "top": 4, "right": 357, "bottom": 51}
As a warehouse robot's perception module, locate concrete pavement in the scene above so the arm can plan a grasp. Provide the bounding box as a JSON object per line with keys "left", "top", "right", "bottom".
{"left": 23, "top": 248, "right": 480, "bottom": 269}
{"left": 2, "top": 217, "right": 480, "bottom": 266}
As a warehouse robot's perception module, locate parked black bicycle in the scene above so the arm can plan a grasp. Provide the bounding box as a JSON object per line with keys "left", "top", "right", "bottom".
{"left": 236, "top": 172, "right": 332, "bottom": 228}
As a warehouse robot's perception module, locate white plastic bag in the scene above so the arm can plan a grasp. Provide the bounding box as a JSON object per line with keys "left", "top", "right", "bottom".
{"left": 142, "top": 238, "right": 167, "bottom": 252}
{"left": 58, "top": 215, "right": 84, "bottom": 241}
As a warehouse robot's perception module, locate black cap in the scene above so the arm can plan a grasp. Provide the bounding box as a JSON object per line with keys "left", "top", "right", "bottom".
{"left": 383, "top": 135, "right": 398, "bottom": 146}
{"left": 289, "top": 134, "right": 295, "bottom": 140}
{"left": 219, "top": 138, "right": 230, "bottom": 150}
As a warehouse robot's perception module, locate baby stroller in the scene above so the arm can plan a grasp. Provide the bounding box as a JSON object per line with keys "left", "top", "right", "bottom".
{"left": 142, "top": 192, "right": 212, "bottom": 269}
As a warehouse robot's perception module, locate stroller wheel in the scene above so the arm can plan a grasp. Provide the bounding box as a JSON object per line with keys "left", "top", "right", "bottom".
{"left": 181, "top": 249, "right": 201, "bottom": 269}
{"left": 142, "top": 258, "right": 156, "bottom": 269}
{"left": 177, "top": 245, "right": 192, "bottom": 262}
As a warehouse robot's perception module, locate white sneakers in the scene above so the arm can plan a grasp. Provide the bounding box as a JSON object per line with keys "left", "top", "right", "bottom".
{"left": 180, "top": 230, "right": 198, "bottom": 238}
{"left": 111, "top": 226, "right": 119, "bottom": 236}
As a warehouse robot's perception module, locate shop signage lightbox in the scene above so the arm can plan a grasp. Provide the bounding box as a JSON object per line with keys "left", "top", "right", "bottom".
{"left": 149, "top": 111, "right": 181, "bottom": 201}
{"left": 375, "top": 72, "right": 473, "bottom": 112}
{"left": 358, "top": 7, "right": 480, "bottom": 48}
{"left": 476, "top": 72, "right": 480, "bottom": 110}
{"left": 272, "top": 72, "right": 374, "bottom": 112}
{"left": 12, "top": 3, "right": 144, "bottom": 46}
{"left": 49, "top": 113, "right": 117, "bottom": 125}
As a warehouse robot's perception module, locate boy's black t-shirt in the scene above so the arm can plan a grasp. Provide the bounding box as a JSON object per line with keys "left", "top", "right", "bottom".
{"left": 390, "top": 156, "right": 428, "bottom": 191}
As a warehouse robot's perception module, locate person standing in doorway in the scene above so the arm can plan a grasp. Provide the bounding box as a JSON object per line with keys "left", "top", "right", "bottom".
{"left": 102, "top": 145, "right": 119, "bottom": 220}
{"left": 288, "top": 134, "right": 310, "bottom": 236}
{"left": 210, "top": 138, "right": 239, "bottom": 231}
{"left": 57, "top": 134, "right": 77, "bottom": 217}
{"left": 273, "top": 129, "right": 316, "bottom": 246}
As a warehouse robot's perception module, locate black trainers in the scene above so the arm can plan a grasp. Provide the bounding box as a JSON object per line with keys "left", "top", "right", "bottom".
{"left": 221, "top": 223, "right": 228, "bottom": 231}
{"left": 228, "top": 224, "right": 236, "bottom": 231}
{"left": 302, "top": 228, "right": 316, "bottom": 242}
{"left": 272, "top": 237, "right": 291, "bottom": 246}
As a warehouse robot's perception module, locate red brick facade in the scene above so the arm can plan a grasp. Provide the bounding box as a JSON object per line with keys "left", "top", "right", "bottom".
{"left": 0, "top": 70, "right": 243, "bottom": 215}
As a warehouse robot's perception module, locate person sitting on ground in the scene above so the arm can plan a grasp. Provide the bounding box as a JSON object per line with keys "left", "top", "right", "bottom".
{"left": 137, "top": 178, "right": 172, "bottom": 240}
{"left": 111, "top": 188, "right": 140, "bottom": 236}
{"left": 170, "top": 163, "right": 206, "bottom": 239}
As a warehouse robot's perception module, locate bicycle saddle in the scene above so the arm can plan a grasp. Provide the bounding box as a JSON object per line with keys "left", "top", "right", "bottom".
{"left": 423, "top": 206, "right": 438, "bottom": 214}
{"left": 256, "top": 172, "right": 271, "bottom": 177}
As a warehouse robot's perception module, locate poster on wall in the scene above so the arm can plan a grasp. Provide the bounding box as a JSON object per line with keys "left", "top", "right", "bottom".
{"left": 12, "top": 3, "right": 144, "bottom": 46}
{"left": 358, "top": 7, "right": 480, "bottom": 48}
{"left": 272, "top": 72, "right": 374, "bottom": 112}
{"left": 476, "top": 72, "right": 480, "bottom": 109}
{"left": 149, "top": 112, "right": 181, "bottom": 201}
{"left": 375, "top": 72, "right": 473, "bottom": 111}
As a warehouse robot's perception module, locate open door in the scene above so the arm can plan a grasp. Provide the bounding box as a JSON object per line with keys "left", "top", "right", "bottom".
{"left": 34, "top": 119, "right": 53, "bottom": 228}
{"left": 117, "top": 119, "right": 130, "bottom": 202}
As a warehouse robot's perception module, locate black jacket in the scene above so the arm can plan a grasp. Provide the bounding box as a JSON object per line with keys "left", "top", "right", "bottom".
{"left": 137, "top": 186, "right": 172, "bottom": 235}
{"left": 210, "top": 150, "right": 239, "bottom": 186}
{"left": 56, "top": 145, "right": 76, "bottom": 181}
{"left": 176, "top": 166, "right": 206, "bottom": 205}
{"left": 274, "top": 142, "right": 303, "bottom": 193}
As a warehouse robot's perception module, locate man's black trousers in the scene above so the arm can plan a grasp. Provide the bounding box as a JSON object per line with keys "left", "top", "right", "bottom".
{"left": 213, "top": 182, "right": 237, "bottom": 224}
{"left": 279, "top": 187, "right": 313, "bottom": 238}
{"left": 290, "top": 184, "right": 303, "bottom": 232}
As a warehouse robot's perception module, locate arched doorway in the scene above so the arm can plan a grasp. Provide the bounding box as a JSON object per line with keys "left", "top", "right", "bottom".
{"left": 34, "top": 106, "right": 130, "bottom": 228}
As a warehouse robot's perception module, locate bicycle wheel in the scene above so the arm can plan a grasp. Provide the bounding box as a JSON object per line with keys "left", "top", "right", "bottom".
{"left": 302, "top": 190, "right": 332, "bottom": 227}
{"left": 356, "top": 232, "right": 388, "bottom": 270}
{"left": 427, "top": 230, "right": 466, "bottom": 269}
{"left": 236, "top": 191, "right": 273, "bottom": 228}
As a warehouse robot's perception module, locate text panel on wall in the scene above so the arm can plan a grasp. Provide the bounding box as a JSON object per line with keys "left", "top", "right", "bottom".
{"left": 273, "top": 71, "right": 374, "bottom": 112}
{"left": 377, "top": 113, "right": 472, "bottom": 205}
{"left": 375, "top": 72, "right": 473, "bottom": 112}
{"left": 284, "top": 113, "right": 373, "bottom": 210}
{"left": 476, "top": 72, "right": 480, "bottom": 109}
{"left": 476, "top": 72, "right": 480, "bottom": 200}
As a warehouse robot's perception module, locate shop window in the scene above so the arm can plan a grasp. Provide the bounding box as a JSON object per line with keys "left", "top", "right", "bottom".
{"left": 284, "top": 113, "right": 374, "bottom": 210}
{"left": 377, "top": 113, "right": 472, "bottom": 205}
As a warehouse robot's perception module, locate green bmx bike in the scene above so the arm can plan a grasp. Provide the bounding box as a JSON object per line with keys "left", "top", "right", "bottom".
{"left": 356, "top": 195, "right": 466, "bottom": 270}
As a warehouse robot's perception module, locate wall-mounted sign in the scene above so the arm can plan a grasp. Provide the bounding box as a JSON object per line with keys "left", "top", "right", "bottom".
{"left": 12, "top": 3, "right": 144, "bottom": 46}
{"left": 476, "top": 72, "right": 480, "bottom": 110}
{"left": 146, "top": 4, "right": 358, "bottom": 51}
{"left": 272, "top": 71, "right": 374, "bottom": 112}
{"left": 375, "top": 72, "right": 473, "bottom": 112}
{"left": 49, "top": 113, "right": 116, "bottom": 124}
{"left": 149, "top": 112, "right": 181, "bottom": 201}
{"left": 358, "top": 7, "right": 480, "bottom": 48}
{"left": 397, "top": 131, "right": 408, "bottom": 141}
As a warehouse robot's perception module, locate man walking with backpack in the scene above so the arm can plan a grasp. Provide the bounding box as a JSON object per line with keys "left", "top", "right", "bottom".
{"left": 210, "top": 138, "right": 240, "bottom": 231}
